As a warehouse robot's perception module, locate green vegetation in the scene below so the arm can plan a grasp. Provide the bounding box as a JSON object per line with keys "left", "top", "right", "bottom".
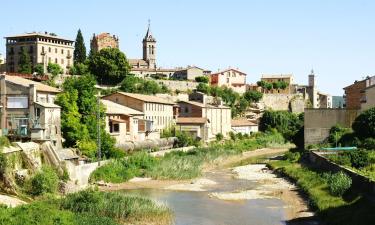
{"left": 257, "top": 80, "right": 288, "bottom": 91}
{"left": 325, "top": 172, "right": 352, "bottom": 197}
{"left": 259, "top": 110, "right": 304, "bottom": 147}
{"left": 215, "top": 133, "right": 224, "bottom": 141}
{"left": 88, "top": 48, "right": 130, "bottom": 85}
{"left": 55, "top": 74, "right": 121, "bottom": 160}
{"left": 0, "top": 190, "right": 171, "bottom": 225}
{"left": 69, "top": 62, "right": 89, "bottom": 75}
{"left": 119, "top": 75, "right": 170, "bottom": 95}
{"left": 73, "top": 29, "right": 87, "bottom": 64}
{"left": 33, "top": 64, "right": 44, "bottom": 75}
{"left": 243, "top": 90, "right": 263, "bottom": 103}
{"left": 195, "top": 76, "right": 209, "bottom": 83}
{"left": 90, "top": 131, "right": 287, "bottom": 183}
{"left": 47, "top": 62, "right": 63, "bottom": 76}
{"left": 26, "top": 166, "right": 59, "bottom": 196}
{"left": 268, "top": 153, "right": 375, "bottom": 225}
{"left": 18, "top": 48, "right": 32, "bottom": 74}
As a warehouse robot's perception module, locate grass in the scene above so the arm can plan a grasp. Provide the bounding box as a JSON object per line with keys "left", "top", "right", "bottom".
{"left": 268, "top": 156, "right": 375, "bottom": 225}
{"left": 90, "top": 131, "right": 289, "bottom": 183}
{"left": 0, "top": 189, "right": 172, "bottom": 225}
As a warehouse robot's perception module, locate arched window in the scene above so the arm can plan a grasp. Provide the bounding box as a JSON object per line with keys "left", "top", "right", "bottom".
{"left": 152, "top": 46, "right": 154, "bottom": 54}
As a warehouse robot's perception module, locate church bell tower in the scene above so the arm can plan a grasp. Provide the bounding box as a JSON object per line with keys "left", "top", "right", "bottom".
{"left": 143, "top": 20, "right": 156, "bottom": 69}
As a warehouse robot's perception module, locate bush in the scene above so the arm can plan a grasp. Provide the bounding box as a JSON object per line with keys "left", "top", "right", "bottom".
{"left": 0, "top": 136, "right": 10, "bottom": 148}
{"left": 326, "top": 172, "right": 352, "bottom": 196}
{"left": 361, "top": 138, "right": 375, "bottom": 150}
{"left": 229, "top": 131, "right": 236, "bottom": 141}
{"left": 77, "top": 140, "right": 97, "bottom": 159}
{"left": 195, "top": 76, "right": 209, "bottom": 83}
{"left": 243, "top": 90, "right": 263, "bottom": 102}
{"left": 215, "top": 133, "right": 224, "bottom": 141}
{"left": 348, "top": 150, "right": 370, "bottom": 169}
{"left": 175, "top": 131, "right": 199, "bottom": 147}
{"left": 352, "top": 107, "right": 375, "bottom": 139}
{"left": 27, "top": 166, "right": 59, "bottom": 196}
{"left": 284, "top": 151, "right": 301, "bottom": 162}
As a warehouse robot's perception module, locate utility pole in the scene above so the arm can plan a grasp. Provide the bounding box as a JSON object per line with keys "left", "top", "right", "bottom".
{"left": 97, "top": 94, "right": 101, "bottom": 166}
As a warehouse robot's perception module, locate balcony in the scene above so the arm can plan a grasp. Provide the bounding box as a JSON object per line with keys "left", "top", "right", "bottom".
{"left": 66, "top": 54, "right": 72, "bottom": 59}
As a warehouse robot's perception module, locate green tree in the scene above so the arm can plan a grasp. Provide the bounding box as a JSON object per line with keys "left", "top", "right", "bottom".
{"left": 47, "top": 63, "right": 63, "bottom": 76}
{"left": 74, "top": 29, "right": 86, "bottom": 64}
{"left": 33, "top": 64, "right": 44, "bottom": 75}
{"left": 352, "top": 107, "right": 375, "bottom": 139}
{"left": 119, "top": 75, "right": 167, "bottom": 94}
{"left": 69, "top": 62, "right": 89, "bottom": 75}
{"left": 18, "top": 48, "right": 32, "bottom": 74}
{"left": 244, "top": 90, "right": 263, "bottom": 102}
{"left": 196, "top": 83, "right": 210, "bottom": 94}
{"left": 195, "top": 76, "right": 209, "bottom": 83}
{"left": 88, "top": 48, "right": 130, "bottom": 85}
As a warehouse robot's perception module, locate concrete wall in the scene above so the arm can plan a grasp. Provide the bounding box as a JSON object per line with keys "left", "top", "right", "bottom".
{"left": 304, "top": 109, "right": 360, "bottom": 147}
{"left": 309, "top": 151, "right": 375, "bottom": 196}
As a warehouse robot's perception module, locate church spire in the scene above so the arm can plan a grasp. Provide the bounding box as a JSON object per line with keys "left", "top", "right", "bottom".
{"left": 144, "top": 19, "right": 156, "bottom": 42}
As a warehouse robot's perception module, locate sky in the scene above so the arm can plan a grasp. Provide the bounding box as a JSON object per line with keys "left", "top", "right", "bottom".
{"left": 1, "top": 0, "right": 375, "bottom": 95}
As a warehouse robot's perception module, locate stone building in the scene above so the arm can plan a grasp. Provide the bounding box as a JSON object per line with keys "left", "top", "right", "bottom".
{"left": 90, "top": 33, "right": 119, "bottom": 53}
{"left": 0, "top": 74, "right": 62, "bottom": 148}
{"left": 343, "top": 75, "right": 375, "bottom": 110}
{"left": 102, "top": 92, "right": 177, "bottom": 139}
{"left": 101, "top": 99, "right": 148, "bottom": 144}
{"left": 5, "top": 32, "right": 74, "bottom": 74}
{"left": 210, "top": 68, "right": 247, "bottom": 94}
{"left": 177, "top": 92, "right": 231, "bottom": 141}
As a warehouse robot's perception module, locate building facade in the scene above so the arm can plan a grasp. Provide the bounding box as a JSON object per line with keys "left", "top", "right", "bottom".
{"left": 0, "top": 74, "right": 62, "bottom": 148}
{"left": 231, "top": 119, "right": 258, "bottom": 135}
{"left": 5, "top": 32, "right": 74, "bottom": 74}
{"left": 102, "top": 92, "right": 176, "bottom": 138}
{"left": 210, "top": 68, "right": 247, "bottom": 94}
{"left": 260, "top": 74, "right": 295, "bottom": 94}
{"left": 90, "top": 33, "right": 119, "bottom": 53}
{"left": 343, "top": 76, "right": 375, "bottom": 110}
{"left": 177, "top": 92, "right": 231, "bottom": 141}
{"left": 361, "top": 84, "right": 375, "bottom": 111}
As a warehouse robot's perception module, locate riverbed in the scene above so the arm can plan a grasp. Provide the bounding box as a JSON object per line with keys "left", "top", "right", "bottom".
{"left": 119, "top": 164, "right": 316, "bottom": 225}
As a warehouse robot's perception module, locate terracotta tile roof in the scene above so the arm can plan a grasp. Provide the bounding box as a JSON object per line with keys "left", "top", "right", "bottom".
{"left": 231, "top": 119, "right": 258, "bottom": 127}
{"left": 116, "top": 92, "right": 175, "bottom": 105}
{"left": 211, "top": 68, "right": 247, "bottom": 76}
{"left": 2, "top": 75, "right": 60, "bottom": 93}
{"left": 177, "top": 117, "right": 207, "bottom": 124}
{"left": 101, "top": 99, "right": 144, "bottom": 116}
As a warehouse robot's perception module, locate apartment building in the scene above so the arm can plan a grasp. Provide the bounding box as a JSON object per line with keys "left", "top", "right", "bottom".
{"left": 102, "top": 92, "right": 176, "bottom": 138}
{"left": 5, "top": 32, "right": 74, "bottom": 74}
{"left": 0, "top": 74, "right": 61, "bottom": 148}
{"left": 211, "top": 68, "right": 247, "bottom": 94}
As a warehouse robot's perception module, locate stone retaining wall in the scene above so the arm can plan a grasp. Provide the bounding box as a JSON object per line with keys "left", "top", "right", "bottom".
{"left": 309, "top": 151, "right": 375, "bottom": 196}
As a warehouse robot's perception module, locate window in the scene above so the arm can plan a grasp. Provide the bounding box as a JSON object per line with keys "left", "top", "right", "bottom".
{"left": 113, "top": 123, "right": 120, "bottom": 133}
{"left": 184, "top": 107, "right": 189, "bottom": 113}
{"left": 61, "top": 59, "right": 64, "bottom": 64}
{"left": 55, "top": 58, "right": 57, "bottom": 63}
{"left": 61, "top": 49, "right": 64, "bottom": 54}
{"left": 55, "top": 48, "right": 57, "bottom": 53}
{"left": 42, "top": 46, "right": 45, "bottom": 53}
{"left": 7, "top": 97, "right": 28, "bottom": 109}
{"left": 48, "top": 47, "right": 51, "bottom": 53}
{"left": 35, "top": 108, "right": 41, "bottom": 118}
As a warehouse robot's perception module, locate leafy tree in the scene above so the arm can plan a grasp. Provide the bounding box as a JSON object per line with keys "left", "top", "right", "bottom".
{"left": 196, "top": 83, "right": 210, "bottom": 94}
{"left": 119, "top": 75, "right": 168, "bottom": 94}
{"left": 279, "top": 81, "right": 288, "bottom": 90}
{"left": 27, "top": 166, "right": 59, "bottom": 196}
{"left": 88, "top": 48, "right": 130, "bottom": 85}
{"left": 352, "top": 107, "right": 375, "bottom": 139}
{"left": 195, "top": 76, "right": 209, "bottom": 83}
{"left": 18, "top": 48, "right": 32, "bottom": 74}
{"left": 47, "top": 63, "right": 63, "bottom": 76}
{"left": 33, "top": 64, "right": 44, "bottom": 75}
{"left": 259, "top": 110, "right": 303, "bottom": 141}
{"left": 69, "top": 62, "right": 89, "bottom": 75}
{"left": 244, "top": 90, "right": 263, "bottom": 102}
{"left": 74, "top": 29, "right": 86, "bottom": 64}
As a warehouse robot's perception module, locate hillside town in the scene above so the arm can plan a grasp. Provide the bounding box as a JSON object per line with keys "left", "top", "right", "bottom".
{"left": 0, "top": 4, "right": 375, "bottom": 225}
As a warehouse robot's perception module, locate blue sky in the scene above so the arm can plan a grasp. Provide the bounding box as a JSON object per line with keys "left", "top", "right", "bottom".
{"left": 1, "top": 0, "right": 374, "bottom": 95}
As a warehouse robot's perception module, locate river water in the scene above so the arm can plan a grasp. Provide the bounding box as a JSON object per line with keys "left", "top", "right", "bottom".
{"left": 122, "top": 169, "right": 290, "bottom": 225}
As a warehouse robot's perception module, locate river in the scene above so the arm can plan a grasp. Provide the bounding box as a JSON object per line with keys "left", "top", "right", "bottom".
{"left": 121, "top": 165, "right": 311, "bottom": 225}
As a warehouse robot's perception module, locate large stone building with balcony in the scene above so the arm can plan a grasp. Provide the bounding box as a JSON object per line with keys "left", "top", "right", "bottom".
{"left": 90, "top": 33, "right": 119, "bottom": 53}
{"left": 5, "top": 32, "right": 74, "bottom": 74}
{"left": 0, "top": 74, "right": 62, "bottom": 148}
{"left": 210, "top": 68, "right": 247, "bottom": 94}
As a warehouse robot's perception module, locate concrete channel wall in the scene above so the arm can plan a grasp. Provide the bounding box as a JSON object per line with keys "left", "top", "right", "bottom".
{"left": 309, "top": 151, "right": 375, "bottom": 196}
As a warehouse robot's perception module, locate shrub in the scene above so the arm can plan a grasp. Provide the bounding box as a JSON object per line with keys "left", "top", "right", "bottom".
{"left": 243, "top": 90, "right": 263, "bottom": 102}
{"left": 326, "top": 172, "right": 352, "bottom": 197}
{"left": 0, "top": 136, "right": 10, "bottom": 148}
{"left": 27, "top": 166, "right": 59, "bottom": 196}
{"left": 352, "top": 107, "right": 375, "bottom": 139}
{"left": 328, "top": 124, "right": 352, "bottom": 146}
{"left": 215, "top": 133, "right": 224, "bottom": 141}
{"left": 229, "top": 131, "right": 236, "bottom": 141}
{"left": 361, "top": 138, "right": 375, "bottom": 150}
{"left": 77, "top": 140, "right": 97, "bottom": 159}
{"left": 195, "top": 76, "right": 209, "bottom": 83}
{"left": 348, "top": 150, "right": 370, "bottom": 169}
{"left": 284, "top": 151, "right": 301, "bottom": 162}
{"left": 0, "top": 153, "right": 7, "bottom": 179}
{"left": 175, "top": 131, "right": 199, "bottom": 147}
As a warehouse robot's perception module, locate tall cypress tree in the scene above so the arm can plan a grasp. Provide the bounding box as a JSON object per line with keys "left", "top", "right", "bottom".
{"left": 73, "top": 29, "right": 86, "bottom": 64}
{"left": 18, "top": 48, "right": 32, "bottom": 74}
